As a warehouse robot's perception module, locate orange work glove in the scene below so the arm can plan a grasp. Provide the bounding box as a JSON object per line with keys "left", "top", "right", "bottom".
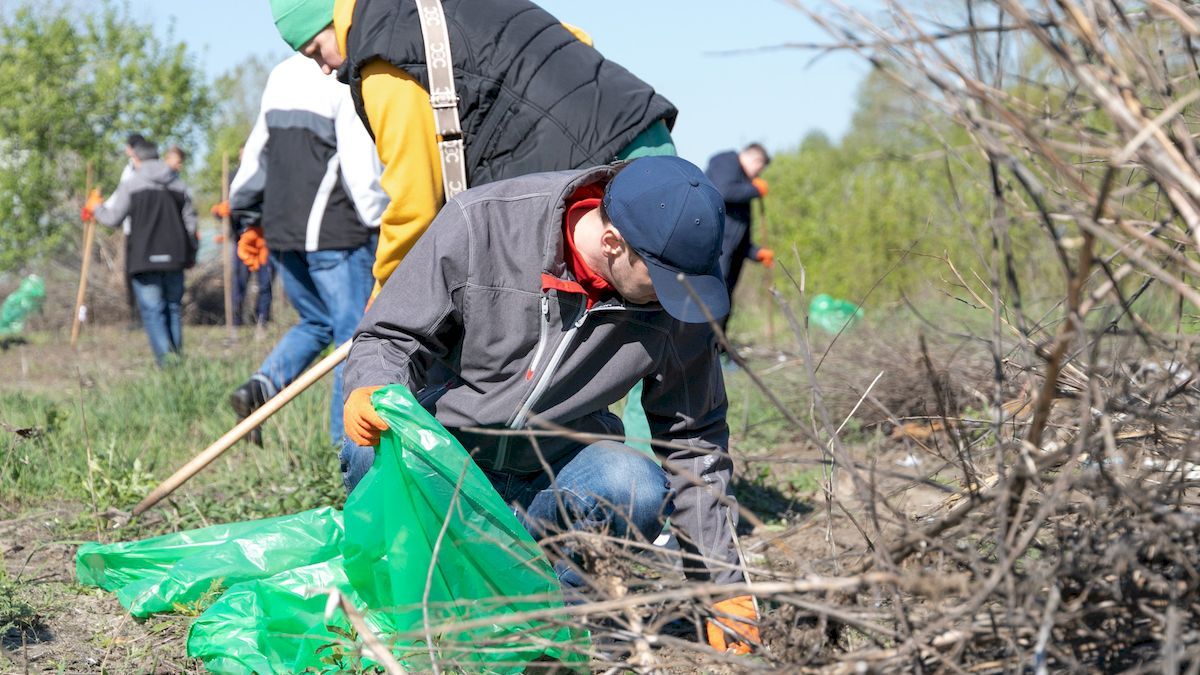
{"left": 756, "top": 248, "right": 775, "bottom": 269}
{"left": 211, "top": 200, "right": 231, "bottom": 219}
{"left": 706, "top": 595, "right": 761, "bottom": 655}
{"left": 344, "top": 386, "right": 388, "bottom": 446}
{"left": 80, "top": 189, "right": 103, "bottom": 222}
{"left": 751, "top": 177, "right": 768, "bottom": 198}
{"left": 237, "top": 226, "right": 269, "bottom": 272}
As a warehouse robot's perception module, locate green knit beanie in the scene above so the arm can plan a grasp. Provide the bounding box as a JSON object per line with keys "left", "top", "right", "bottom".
{"left": 270, "top": 0, "right": 336, "bottom": 50}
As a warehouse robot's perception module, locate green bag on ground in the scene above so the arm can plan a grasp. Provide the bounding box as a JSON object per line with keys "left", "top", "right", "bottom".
{"left": 77, "top": 386, "right": 586, "bottom": 673}
{"left": 0, "top": 274, "right": 45, "bottom": 335}
{"left": 77, "top": 507, "right": 345, "bottom": 618}
{"left": 809, "top": 293, "right": 864, "bottom": 335}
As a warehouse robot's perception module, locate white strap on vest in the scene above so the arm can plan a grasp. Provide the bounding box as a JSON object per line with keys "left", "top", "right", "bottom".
{"left": 413, "top": 0, "right": 468, "bottom": 199}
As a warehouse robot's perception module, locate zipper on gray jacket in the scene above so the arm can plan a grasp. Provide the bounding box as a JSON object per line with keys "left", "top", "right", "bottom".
{"left": 496, "top": 298, "right": 646, "bottom": 470}
{"left": 496, "top": 295, "right": 550, "bottom": 465}
{"left": 508, "top": 303, "right": 587, "bottom": 436}
{"left": 525, "top": 296, "right": 551, "bottom": 381}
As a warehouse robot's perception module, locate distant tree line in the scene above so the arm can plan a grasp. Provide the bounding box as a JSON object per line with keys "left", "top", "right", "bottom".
{"left": 760, "top": 66, "right": 1071, "bottom": 308}
{"left": 0, "top": 2, "right": 211, "bottom": 273}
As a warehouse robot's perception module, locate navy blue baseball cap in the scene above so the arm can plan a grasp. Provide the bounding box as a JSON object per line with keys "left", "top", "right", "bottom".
{"left": 603, "top": 156, "right": 728, "bottom": 323}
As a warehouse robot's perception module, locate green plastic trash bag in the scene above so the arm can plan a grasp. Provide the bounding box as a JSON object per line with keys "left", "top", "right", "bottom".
{"left": 78, "top": 386, "right": 585, "bottom": 673}
{"left": 809, "top": 293, "right": 864, "bottom": 335}
{"left": 188, "top": 558, "right": 353, "bottom": 675}
{"left": 343, "top": 386, "right": 563, "bottom": 628}
{"left": 76, "top": 507, "right": 344, "bottom": 618}
{"left": 0, "top": 274, "right": 45, "bottom": 335}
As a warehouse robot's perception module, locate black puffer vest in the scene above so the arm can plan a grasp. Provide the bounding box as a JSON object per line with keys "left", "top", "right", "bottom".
{"left": 342, "top": 0, "right": 677, "bottom": 186}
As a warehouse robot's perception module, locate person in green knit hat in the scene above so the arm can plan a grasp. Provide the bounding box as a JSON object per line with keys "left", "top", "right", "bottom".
{"left": 270, "top": 0, "right": 673, "bottom": 458}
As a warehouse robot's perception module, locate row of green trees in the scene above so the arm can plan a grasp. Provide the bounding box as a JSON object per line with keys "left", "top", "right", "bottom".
{"left": 0, "top": 2, "right": 267, "bottom": 274}
{"left": 760, "top": 69, "right": 1002, "bottom": 306}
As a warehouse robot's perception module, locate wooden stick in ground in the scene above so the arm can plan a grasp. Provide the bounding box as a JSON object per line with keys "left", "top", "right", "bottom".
{"left": 757, "top": 199, "right": 776, "bottom": 346}
{"left": 132, "top": 340, "right": 352, "bottom": 516}
{"left": 221, "top": 153, "right": 235, "bottom": 339}
{"left": 70, "top": 162, "right": 95, "bottom": 348}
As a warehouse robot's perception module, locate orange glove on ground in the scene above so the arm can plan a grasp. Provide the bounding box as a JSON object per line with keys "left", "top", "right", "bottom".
{"left": 756, "top": 248, "right": 775, "bottom": 269}
{"left": 211, "top": 201, "right": 230, "bottom": 219}
{"left": 237, "top": 226, "right": 269, "bottom": 271}
{"left": 706, "top": 595, "right": 760, "bottom": 655}
{"left": 344, "top": 386, "right": 388, "bottom": 446}
{"left": 81, "top": 189, "right": 103, "bottom": 222}
{"left": 752, "top": 177, "right": 768, "bottom": 198}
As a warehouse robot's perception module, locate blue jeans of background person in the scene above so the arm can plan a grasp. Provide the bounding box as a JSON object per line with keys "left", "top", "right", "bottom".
{"left": 231, "top": 249, "right": 275, "bottom": 326}
{"left": 129, "top": 271, "right": 184, "bottom": 366}
{"left": 254, "top": 237, "right": 375, "bottom": 443}
{"left": 339, "top": 439, "right": 673, "bottom": 591}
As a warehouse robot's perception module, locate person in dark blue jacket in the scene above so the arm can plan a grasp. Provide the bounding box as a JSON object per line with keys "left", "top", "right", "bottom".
{"left": 705, "top": 143, "right": 775, "bottom": 334}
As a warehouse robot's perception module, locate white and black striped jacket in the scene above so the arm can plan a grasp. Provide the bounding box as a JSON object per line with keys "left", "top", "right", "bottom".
{"left": 230, "top": 54, "right": 387, "bottom": 253}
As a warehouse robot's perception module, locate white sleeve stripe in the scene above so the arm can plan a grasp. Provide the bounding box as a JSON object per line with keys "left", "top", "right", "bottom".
{"left": 306, "top": 155, "right": 341, "bottom": 251}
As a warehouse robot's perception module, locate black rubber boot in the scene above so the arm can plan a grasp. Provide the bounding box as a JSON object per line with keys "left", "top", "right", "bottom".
{"left": 229, "top": 378, "right": 271, "bottom": 446}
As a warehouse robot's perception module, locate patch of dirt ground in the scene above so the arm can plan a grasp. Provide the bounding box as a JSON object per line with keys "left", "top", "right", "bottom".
{"left": 0, "top": 506, "right": 201, "bottom": 674}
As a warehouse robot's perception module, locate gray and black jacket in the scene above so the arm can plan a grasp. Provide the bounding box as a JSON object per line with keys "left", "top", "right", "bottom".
{"left": 95, "top": 159, "right": 198, "bottom": 274}
{"left": 345, "top": 166, "right": 742, "bottom": 585}
{"left": 230, "top": 54, "right": 387, "bottom": 252}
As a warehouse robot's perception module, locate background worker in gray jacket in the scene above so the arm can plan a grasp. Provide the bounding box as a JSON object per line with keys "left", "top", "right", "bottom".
{"left": 341, "top": 156, "right": 761, "bottom": 654}
{"left": 83, "top": 139, "right": 198, "bottom": 366}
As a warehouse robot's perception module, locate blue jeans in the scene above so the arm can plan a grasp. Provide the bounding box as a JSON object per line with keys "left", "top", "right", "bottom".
{"left": 232, "top": 249, "right": 274, "bottom": 326}
{"left": 255, "top": 238, "right": 375, "bottom": 443}
{"left": 491, "top": 441, "right": 674, "bottom": 591}
{"left": 130, "top": 271, "right": 184, "bottom": 366}
{"left": 340, "top": 439, "right": 673, "bottom": 590}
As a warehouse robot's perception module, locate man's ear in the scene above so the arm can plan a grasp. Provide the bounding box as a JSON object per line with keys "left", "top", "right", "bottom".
{"left": 599, "top": 225, "right": 626, "bottom": 257}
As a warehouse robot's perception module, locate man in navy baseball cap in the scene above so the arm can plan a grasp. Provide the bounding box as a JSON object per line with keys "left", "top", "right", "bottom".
{"left": 603, "top": 156, "right": 729, "bottom": 323}
{"left": 343, "top": 154, "right": 760, "bottom": 656}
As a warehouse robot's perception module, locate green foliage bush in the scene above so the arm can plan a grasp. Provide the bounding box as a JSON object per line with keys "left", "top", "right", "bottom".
{"left": 0, "top": 2, "right": 212, "bottom": 273}
{"left": 758, "top": 69, "right": 1054, "bottom": 308}
{"left": 194, "top": 55, "right": 277, "bottom": 208}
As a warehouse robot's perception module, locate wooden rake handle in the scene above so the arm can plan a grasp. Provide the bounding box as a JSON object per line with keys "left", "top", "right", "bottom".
{"left": 70, "top": 162, "right": 95, "bottom": 348}
{"left": 132, "top": 340, "right": 353, "bottom": 517}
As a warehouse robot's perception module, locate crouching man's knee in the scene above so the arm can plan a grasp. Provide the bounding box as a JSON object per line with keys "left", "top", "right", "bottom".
{"left": 567, "top": 441, "right": 674, "bottom": 542}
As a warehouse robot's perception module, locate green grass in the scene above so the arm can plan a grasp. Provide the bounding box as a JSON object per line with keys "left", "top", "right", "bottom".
{"left": 0, "top": 339, "right": 344, "bottom": 539}
{"left": 0, "top": 562, "right": 39, "bottom": 638}
{"left": 0, "top": 294, "right": 881, "bottom": 542}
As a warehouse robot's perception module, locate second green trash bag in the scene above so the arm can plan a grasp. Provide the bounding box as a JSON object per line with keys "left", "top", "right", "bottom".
{"left": 808, "top": 293, "right": 864, "bottom": 336}
{"left": 77, "top": 385, "right": 587, "bottom": 673}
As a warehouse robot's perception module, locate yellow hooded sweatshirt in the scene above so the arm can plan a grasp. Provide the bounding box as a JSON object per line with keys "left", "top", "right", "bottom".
{"left": 333, "top": 0, "right": 591, "bottom": 293}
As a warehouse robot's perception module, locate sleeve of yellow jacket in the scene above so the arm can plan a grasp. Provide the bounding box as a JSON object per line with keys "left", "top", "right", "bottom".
{"left": 360, "top": 60, "right": 444, "bottom": 293}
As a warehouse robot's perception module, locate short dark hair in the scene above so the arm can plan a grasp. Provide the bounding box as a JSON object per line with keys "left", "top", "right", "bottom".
{"left": 132, "top": 139, "right": 159, "bottom": 161}
{"left": 126, "top": 133, "right": 146, "bottom": 148}
{"left": 742, "top": 142, "right": 770, "bottom": 165}
{"left": 598, "top": 160, "right": 635, "bottom": 226}
{"left": 166, "top": 145, "right": 186, "bottom": 162}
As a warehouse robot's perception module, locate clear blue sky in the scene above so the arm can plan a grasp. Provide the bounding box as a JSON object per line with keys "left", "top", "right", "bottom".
{"left": 130, "top": 0, "right": 868, "bottom": 165}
